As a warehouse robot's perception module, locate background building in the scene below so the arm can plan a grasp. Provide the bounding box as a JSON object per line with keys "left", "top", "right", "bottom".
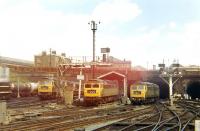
{"left": 107, "top": 56, "right": 132, "bottom": 70}
{"left": 34, "top": 51, "right": 71, "bottom": 67}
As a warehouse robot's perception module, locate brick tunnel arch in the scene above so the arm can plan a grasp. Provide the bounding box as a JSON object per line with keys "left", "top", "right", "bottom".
{"left": 172, "top": 77, "right": 200, "bottom": 99}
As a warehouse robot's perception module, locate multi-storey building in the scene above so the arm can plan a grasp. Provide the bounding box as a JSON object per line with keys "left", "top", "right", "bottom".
{"left": 34, "top": 51, "right": 71, "bottom": 67}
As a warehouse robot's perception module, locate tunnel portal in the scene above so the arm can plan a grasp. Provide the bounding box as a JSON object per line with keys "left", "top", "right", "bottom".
{"left": 186, "top": 81, "right": 200, "bottom": 99}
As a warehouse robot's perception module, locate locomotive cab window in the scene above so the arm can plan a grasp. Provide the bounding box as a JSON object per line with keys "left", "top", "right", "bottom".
{"left": 85, "top": 84, "right": 91, "bottom": 88}
{"left": 138, "top": 85, "right": 144, "bottom": 90}
{"left": 93, "top": 84, "right": 99, "bottom": 88}
{"left": 132, "top": 86, "right": 137, "bottom": 90}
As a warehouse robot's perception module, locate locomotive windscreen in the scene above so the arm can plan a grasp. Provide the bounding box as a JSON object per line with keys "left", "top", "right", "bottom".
{"left": 85, "top": 84, "right": 91, "bottom": 88}
{"left": 93, "top": 84, "right": 99, "bottom": 88}
{"left": 138, "top": 85, "right": 144, "bottom": 90}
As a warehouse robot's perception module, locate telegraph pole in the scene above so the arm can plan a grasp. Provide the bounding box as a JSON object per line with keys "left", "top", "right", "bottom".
{"left": 89, "top": 21, "right": 100, "bottom": 79}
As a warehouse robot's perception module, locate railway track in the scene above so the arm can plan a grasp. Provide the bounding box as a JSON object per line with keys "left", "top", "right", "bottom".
{"left": 92, "top": 104, "right": 159, "bottom": 131}
{"left": 0, "top": 105, "right": 151, "bottom": 130}
{"left": 176, "top": 99, "right": 200, "bottom": 130}
{"left": 93, "top": 101, "right": 197, "bottom": 131}
{"left": 2, "top": 99, "right": 198, "bottom": 130}
{"left": 7, "top": 96, "right": 58, "bottom": 108}
{"left": 44, "top": 105, "right": 153, "bottom": 131}
{"left": 41, "top": 103, "right": 133, "bottom": 117}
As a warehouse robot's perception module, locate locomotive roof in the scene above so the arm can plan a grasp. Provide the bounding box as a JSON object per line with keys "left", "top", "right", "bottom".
{"left": 86, "top": 79, "right": 117, "bottom": 84}
{"left": 135, "top": 81, "right": 158, "bottom": 86}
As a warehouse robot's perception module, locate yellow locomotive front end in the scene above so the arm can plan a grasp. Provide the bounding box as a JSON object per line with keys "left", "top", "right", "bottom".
{"left": 84, "top": 82, "right": 102, "bottom": 100}
{"left": 84, "top": 79, "right": 119, "bottom": 105}
{"left": 38, "top": 81, "right": 54, "bottom": 99}
{"left": 130, "top": 82, "right": 160, "bottom": 104}
{"left": 130, "top": 84, "right": 146, "bottom": 103}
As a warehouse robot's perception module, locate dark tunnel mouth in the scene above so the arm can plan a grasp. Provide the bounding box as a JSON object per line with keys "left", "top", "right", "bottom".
{"left": 186, "top": 81, "right": 200, "bottom": 99}
{"left": 139, "top": 78, "right": 169, "bottom": 99}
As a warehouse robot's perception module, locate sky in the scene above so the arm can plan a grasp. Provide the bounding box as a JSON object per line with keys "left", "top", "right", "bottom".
{"left": 0, "top": 0, "right": 200, "bottom": 68}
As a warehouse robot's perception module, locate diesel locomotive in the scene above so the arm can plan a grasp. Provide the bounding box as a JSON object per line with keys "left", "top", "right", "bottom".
{"left": 130, "top": 82, "right": 159, "bottom": 104}
{"left": 84, "top": 79, "right": 120, "bottom": 105}
{"left": 38, "top": 80, "right": 59, "bottom": 99}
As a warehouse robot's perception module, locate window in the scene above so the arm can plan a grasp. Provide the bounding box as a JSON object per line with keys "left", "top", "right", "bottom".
{"left": 40, "top": 81, "right": 51, "bottom": 85}
{"left": 85, "top": 84, "right": 91, "bottom": 88}
{"left": 132, "top": 86, "right": 137, "bottom": 90}
{"left": 138, "top": 85, "right": 144, "bottom": 90}
{"left": 93, "top": 84, "right": 99, "bottom": 88}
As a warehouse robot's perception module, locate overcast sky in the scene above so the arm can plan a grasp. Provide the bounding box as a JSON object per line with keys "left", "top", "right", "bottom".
{"left": 0, "top": 0, "right": 200, "bottom": 68}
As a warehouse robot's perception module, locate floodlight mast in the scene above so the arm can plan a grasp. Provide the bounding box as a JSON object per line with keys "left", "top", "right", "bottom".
{"left": 88, "top": 20, "right": 100, "bottom": 79}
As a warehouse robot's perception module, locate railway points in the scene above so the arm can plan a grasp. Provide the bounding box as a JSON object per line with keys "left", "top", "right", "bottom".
{"left": 0, "top": 48, "right": 200, "bottom": 130}
{"left": 1, "top": 0, "right": 200, "bottom": 130}
{"left": 0, "top": 35, "right": 200, "bottom": 131}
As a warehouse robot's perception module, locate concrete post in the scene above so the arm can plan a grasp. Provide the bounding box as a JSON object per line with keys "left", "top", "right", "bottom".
{"left": 123, "top": 77, "right": 127, "bottom": 97}
{"left": 0, "top": 101, "right": 8, "bottom": 124}
{"left": 121, "top": 77, "right": 130, "bottom": 104}
{"left": 169, "top": 75, "right": 173, "bottom": 106}
{"left": 78, "top": 69, "right": 82, "bottom": 100}
{"left": 17, "top": 76, "right": 20, "bottom": 98}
